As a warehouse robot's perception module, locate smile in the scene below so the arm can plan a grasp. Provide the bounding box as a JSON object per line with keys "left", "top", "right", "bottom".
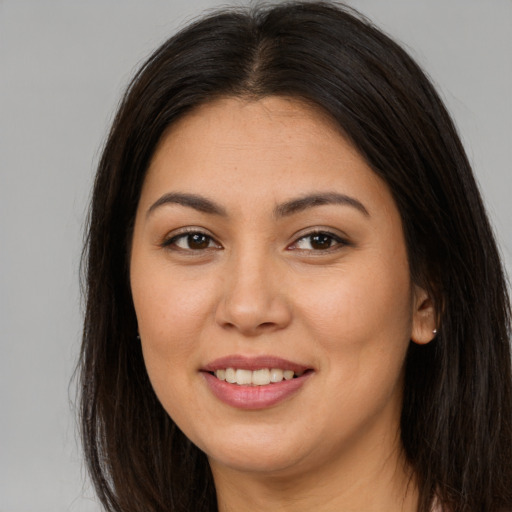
{"left": 213, "top": 368, "right": 305, "bottom": 386}
{"left": 201, "top": 356, "right": 314, "bottom": 409}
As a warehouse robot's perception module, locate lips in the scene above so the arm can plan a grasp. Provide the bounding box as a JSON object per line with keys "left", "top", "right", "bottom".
{"left": 201, "top": 355, "right": 314, "bottom": 410}
{"left": 203, "top": 355, "right": 310, "bottom": 373}
{"left": 215, "top": 367, "right": 298, "bottom": 386}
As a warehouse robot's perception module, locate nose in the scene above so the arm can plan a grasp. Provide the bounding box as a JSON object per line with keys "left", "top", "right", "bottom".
{"left": 214, "top": 250, "right": 292, "bottom": 337}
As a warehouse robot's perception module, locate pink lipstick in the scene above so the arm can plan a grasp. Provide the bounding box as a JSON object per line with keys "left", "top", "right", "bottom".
{"left": 201, "top": 355, "right": 313, "bottom": 410}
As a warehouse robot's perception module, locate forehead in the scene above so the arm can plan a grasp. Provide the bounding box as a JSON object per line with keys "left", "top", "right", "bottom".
{"left": 141, "top": 96, "right": 392, "bottom": 217}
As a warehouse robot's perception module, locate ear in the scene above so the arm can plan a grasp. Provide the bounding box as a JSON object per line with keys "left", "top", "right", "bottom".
{"left": 411, "top": 286, "right": 437, "bottom": 345}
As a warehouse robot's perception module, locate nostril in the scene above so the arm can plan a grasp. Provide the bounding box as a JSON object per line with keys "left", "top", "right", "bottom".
{"left": 214, "top": 292, "right": 292, "bottom": 335}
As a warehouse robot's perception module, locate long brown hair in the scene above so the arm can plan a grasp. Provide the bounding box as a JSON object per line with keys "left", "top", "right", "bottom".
{"left": 79, "top": 2, "right": 512, "bottom": 511}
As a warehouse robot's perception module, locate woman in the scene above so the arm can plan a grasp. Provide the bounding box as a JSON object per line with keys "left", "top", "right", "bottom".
{"left": 79, "top": 2, "right": 512, "bottom": 511}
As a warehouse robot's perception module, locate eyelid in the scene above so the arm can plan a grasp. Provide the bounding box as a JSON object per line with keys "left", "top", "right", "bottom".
{"left": 160, "top": 226, "right": 222, "bottom": 250}
{"left": 287, "top": 228, "right": 351, "bottom": 252}
{"left": 159, "top": 226, "right": 350, "bottom": 253}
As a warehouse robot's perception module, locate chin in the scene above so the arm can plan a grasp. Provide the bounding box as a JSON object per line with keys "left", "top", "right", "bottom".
{"left": 208, "top": 447, "right": 310, "bottom": 477}
{"left": 192, "top": 425, "right": 311, "bottom": 475}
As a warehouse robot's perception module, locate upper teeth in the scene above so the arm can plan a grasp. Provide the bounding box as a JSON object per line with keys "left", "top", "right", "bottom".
{"left": 215, "top": 368, "right": 298, "bottom": 386}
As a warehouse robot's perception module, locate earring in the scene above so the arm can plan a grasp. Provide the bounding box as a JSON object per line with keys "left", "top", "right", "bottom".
{"left": 432, "top": 329, "right": 437, "bottom": 336}
{"left": 137, "top": 334, "right": 141, "bottom": 340}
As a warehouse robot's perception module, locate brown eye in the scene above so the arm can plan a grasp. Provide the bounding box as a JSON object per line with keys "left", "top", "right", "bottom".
{"left": 186, "top": 233, "right": 211, "bottom": 249}
{"left": 291, "top": 231, "right": 346, "bottom": 251}
{"left": 309, "top": 233, "right": 335, "bottom": 250}
{"left": 165, "top": 231, "right": 220, "bottom": 251}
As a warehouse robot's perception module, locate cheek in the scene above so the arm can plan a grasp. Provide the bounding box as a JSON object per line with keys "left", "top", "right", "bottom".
{"left": 130, "top": 261, "right": 217, "bottom": 397}
{"left": 302, "top": 264, "right": 412, "bottom": 333}
{"left": 132, "top": 259, "right": 215, "bottom": 337}
{"left": 296, "top": 250, "right": 414, "bottom": 379}
{"left": 292, "top": 261, "right": 413, "bottom": 439}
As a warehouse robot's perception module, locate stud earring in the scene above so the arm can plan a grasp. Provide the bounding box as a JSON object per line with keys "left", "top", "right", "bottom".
{"left": 432, "top": 329, "right": 437, "bottom": 336}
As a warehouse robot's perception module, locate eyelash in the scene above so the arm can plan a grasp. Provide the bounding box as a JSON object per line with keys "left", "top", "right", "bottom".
{"left": 289, "top": 231, "right": 348, "bottom": 252}
{"left": 161, "top": 229, "right": 349, "bottom": 254}
{"left": 161, "top": 228, "right": 221, "bottom": 252}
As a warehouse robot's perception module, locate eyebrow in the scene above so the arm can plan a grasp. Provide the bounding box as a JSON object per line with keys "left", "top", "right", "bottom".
{"left": 147, "top": 192, "right": 228, "bottom": 218}
{"left": 274, "top": 192, "right": 369, "bottom": 218}
{"left": 146, "top": 191, "right": 369, "bottom": 219}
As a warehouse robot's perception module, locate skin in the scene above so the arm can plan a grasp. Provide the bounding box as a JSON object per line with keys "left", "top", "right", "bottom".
{"left": 130, "top": 96, "right": 436, "bottom": 511}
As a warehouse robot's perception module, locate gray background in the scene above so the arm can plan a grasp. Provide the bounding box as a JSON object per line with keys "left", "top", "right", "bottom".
{"left": 1, "top": 0, "right": 510, "bottom": 510}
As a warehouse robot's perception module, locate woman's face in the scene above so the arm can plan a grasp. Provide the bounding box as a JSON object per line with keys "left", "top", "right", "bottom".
{"left": 130, "top": 96, "right": 434, "bottom": 479}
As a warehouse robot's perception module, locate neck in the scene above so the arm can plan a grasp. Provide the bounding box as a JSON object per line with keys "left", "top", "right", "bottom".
{"left": 211, "top": 437, "right": 418, "bottom": 512}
